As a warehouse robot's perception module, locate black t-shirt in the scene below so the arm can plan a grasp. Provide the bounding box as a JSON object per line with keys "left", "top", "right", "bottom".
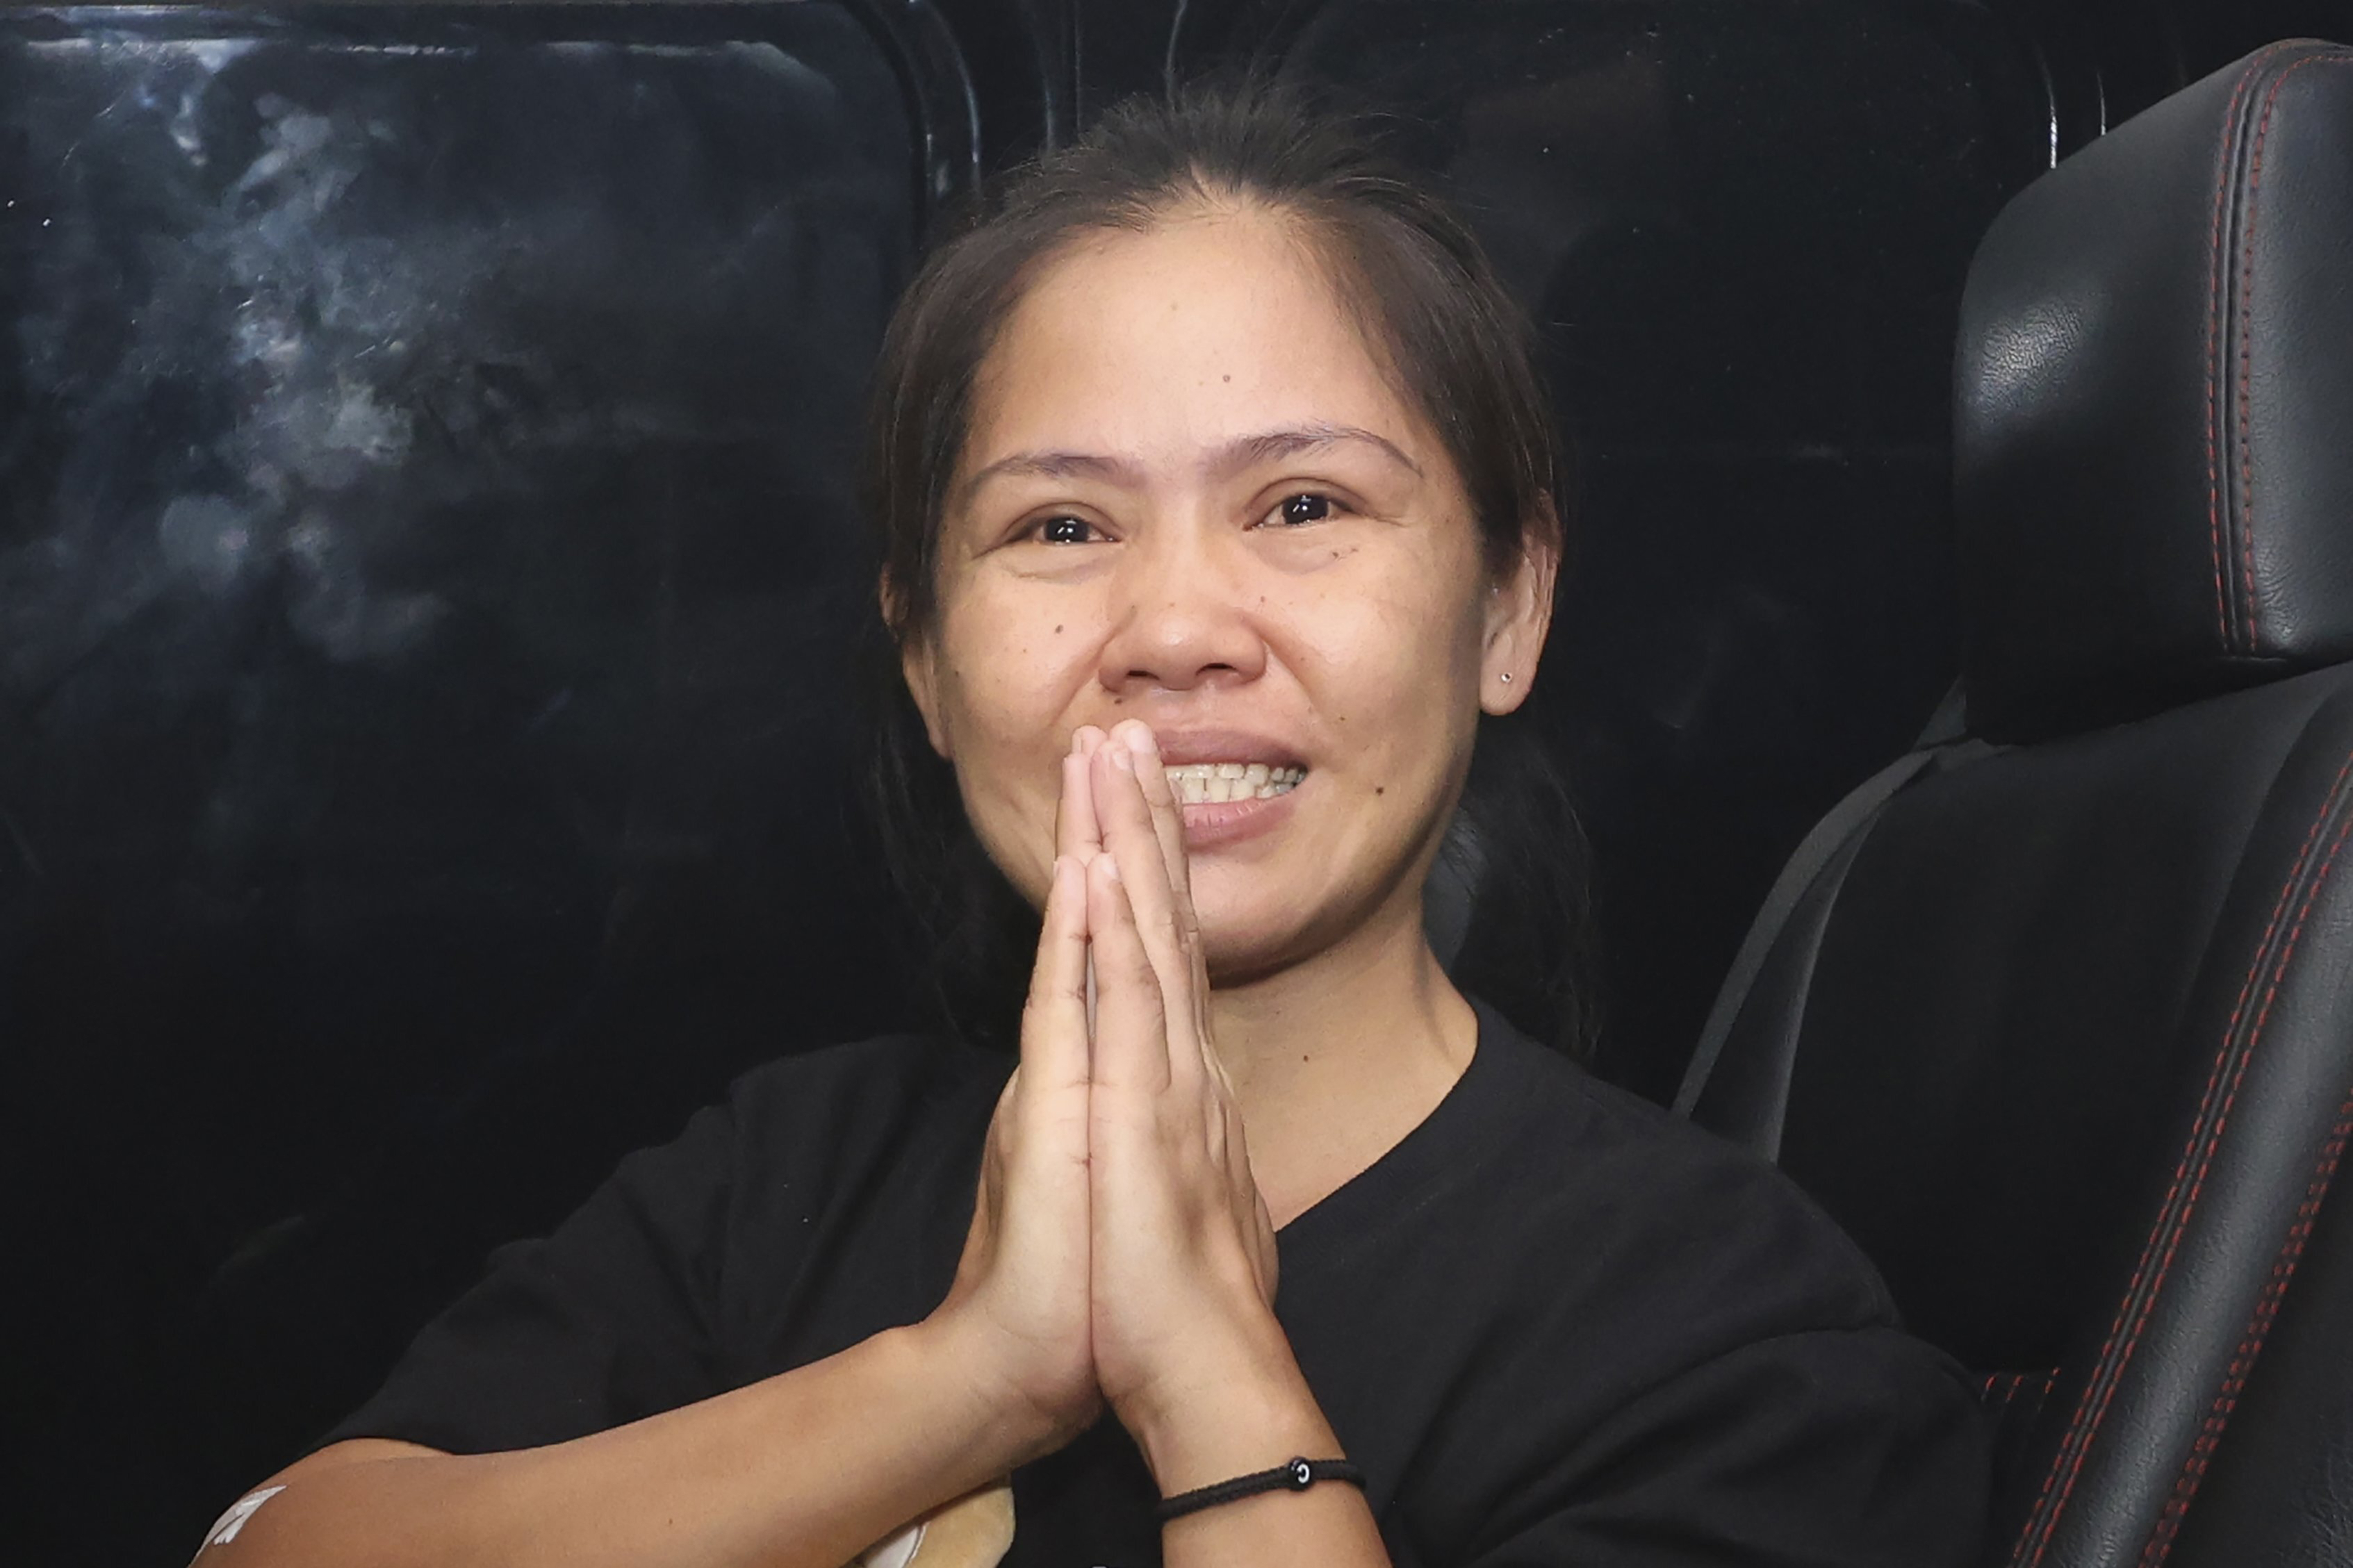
{"left": 326, "top": 999, "right": 1991, "bottom": 1566}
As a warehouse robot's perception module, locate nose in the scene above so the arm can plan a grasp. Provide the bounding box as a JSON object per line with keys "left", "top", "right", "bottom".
{"left": 1095, "top": 525, "right": 1267, "bottom": 699}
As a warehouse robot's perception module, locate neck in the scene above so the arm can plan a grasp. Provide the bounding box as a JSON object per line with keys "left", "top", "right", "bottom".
{"left": 1207, "top": 895, "right": 1479, "bottom": 1228}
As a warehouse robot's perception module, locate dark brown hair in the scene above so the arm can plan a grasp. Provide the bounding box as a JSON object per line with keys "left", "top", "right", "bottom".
{"left": 860, "top": 79, "right": 1596, "bottom": 1057}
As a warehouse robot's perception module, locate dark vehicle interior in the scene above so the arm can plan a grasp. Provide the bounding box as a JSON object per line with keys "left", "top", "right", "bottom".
{"left": 5, "top": 1, "right": 2351, "bottom": 1562}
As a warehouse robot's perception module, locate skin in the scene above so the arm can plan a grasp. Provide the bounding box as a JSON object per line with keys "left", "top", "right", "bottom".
{"left": 199, "top": 194, "right": 1555, "bottom": 1568}
{"left": 906, "top": 197, "right": 1553, "bottom": 1232}
{"left": 903, "top": 195, "right": 1557, "bottom": 1561}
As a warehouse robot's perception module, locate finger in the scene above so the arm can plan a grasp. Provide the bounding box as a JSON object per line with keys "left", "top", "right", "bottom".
{"left": 1220, "top": 1097, "right": 1254, "bottom": 1191}
{"left": 1113, "top": 721, "right": 1193, "bottom": 912}
{"left": 1020, "top": 854, "right": 1092, "bottom": 1097}
{"left": 1092, "top": 742, "right": 1202, "bottom": 1093}
{"left": 990, "top": 1067, "right": 1020, "bottom": 1143}
{"left": 1253, "top": 1187, "right": 1280, "bottom": 1303}
{"left": 1114, "top": 721, "right": 1212, "bottom": 1048}
{"left": 1056, "top": 732, "right": 1104, "bottom": 867}
{"left": 1061, "top": 749, "right": 1106, "bottom": 1043}
{"left": 1051, "top": 743, "right": 1105, "bottom": 1042}
{"left": 951, "top": 1070, "right": 1018, "bottom": 1291}
{"left": 1091, "top": 741, "right": 1179, "bottom": 973}
{"left": 1086, "top": 850, "right": 1172, "bottom": 1095}
{"left": 1220, "top": 1104, "right": 1277, "bottom": 1303}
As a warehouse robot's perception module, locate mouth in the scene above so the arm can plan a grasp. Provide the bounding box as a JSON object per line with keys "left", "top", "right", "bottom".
{"left": 1163, "top": 762, "right": 1307, "bottom": 805}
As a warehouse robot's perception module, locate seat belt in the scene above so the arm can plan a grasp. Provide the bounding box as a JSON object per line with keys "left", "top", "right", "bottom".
{"left": 1670, "top": 684, "right": 1975, "bottom": 1144}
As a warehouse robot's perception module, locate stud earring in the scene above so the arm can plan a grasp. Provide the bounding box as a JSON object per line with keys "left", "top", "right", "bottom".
{"left": 1499, "top": 672, "right": 1513, "bottom": 684}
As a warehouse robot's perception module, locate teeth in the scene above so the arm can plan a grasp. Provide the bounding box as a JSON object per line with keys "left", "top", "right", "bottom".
{"left": 1164, "top": 762, "right": 1306, "bottom": 805}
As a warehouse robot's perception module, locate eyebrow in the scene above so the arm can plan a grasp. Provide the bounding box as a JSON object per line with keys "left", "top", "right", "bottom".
{"left": 1224, "top": 422, "right": 1424, "bottom": 481}
{"left": 957, "top": 422, "right": 1423, "bottom": 504}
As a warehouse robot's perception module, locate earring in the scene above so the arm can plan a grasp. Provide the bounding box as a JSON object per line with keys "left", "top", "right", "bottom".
{"left": 1499, "top": 672, "right": 1513, "bottom": 684}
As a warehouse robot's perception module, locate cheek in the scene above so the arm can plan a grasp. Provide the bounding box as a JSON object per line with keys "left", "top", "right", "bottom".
{"left": 935, "top": 591, "right": 1086, "bottom": 750}
{"left": 930, "top": 596, "right": 1096, "bottom": 894}
{"left": 1294, "top": 555, "right": 1488, "bottom": 723}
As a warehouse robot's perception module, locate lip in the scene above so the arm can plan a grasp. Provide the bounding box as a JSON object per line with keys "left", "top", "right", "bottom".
{"left": 1145, "top": 727, "right": 1310, "bottom": 772}
{"left": 1178, "top": 776, "right": 1302, "bottom": 851}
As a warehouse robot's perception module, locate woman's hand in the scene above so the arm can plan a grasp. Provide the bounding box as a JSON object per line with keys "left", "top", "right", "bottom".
{"left": 925, "top": 719, "right": 1291, "bottom": 1488}
{"left": 923, "top": 794, "right": 1104, "bottom": 1462}
{"left": 1077, "top": 721, "right": 1286, "bottom": 1485}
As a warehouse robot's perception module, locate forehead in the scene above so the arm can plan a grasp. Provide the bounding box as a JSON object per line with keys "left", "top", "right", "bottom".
{"left": 962, "top": 203, "right": 1429, "bottom": 472}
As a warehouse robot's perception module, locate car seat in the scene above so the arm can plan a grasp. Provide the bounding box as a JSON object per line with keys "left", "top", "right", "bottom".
{"left": 1675, "top": 38, "right": 2353, "bottom": 1568}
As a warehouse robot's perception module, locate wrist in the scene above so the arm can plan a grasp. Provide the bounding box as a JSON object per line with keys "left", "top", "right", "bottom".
{"left": 1118, "top": 1330, "right": 1338, "bottom": 1496}
{"left": 893, "top": 1314, "right": 1074, "bottom": 1475}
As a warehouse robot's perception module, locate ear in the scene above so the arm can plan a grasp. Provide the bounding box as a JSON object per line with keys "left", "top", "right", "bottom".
{"left": 883, "top": 574, "right": 955, "bottom": 760}
{"left": 1479, "top": 503, "right": 1560, "bottom": 716}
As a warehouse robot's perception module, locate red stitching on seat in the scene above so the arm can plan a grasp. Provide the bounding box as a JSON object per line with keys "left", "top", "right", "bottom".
{"left": 2204, "top": 56, "right": 2269, "bottom": 651}
{"left": 2011, "top": 741, "right": 2353, "bottom": 1567}
{"left": 2230, "top": 54, "right": 2353, "bottom": 645}
{"left": 2031, "top": 788, "right": 2353, "bottom": 1564}
{"left": 2136, "top": 1089, "right": 2353, "bottom": 1568}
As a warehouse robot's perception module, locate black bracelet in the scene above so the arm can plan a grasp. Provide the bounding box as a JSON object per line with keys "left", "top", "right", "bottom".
{"left": 1153, "top": 1456, "right": 1366, "bottom": 1523}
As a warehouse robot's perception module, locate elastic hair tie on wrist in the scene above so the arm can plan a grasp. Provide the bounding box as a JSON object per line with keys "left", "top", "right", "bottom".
{"left": 1153, "top": 1456, "right": 1366, "bottom": 1523}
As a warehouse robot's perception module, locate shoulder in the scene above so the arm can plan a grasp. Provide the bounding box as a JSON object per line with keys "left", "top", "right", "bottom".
{"left": 1462, "top": 1001, "right": 1906, "bottom": 1344}
{"left": 1289, "top": 1005, "right": 1987, "bottom": 1563}
{"left": 554, "top": 1029, "right": 1013, "bottom": 1257}
{"left": 313, "top": 1032, "right": 1013, "bottom": 1454}
{"left": 725, "top": 1030, "right": 1011, "bottom": 1122}
{"left": 497, "top": 1030, "right": 1009, "bottom": 1259}
{"left": 710, "top": 1030, "right": 1014, "bottom": 1186}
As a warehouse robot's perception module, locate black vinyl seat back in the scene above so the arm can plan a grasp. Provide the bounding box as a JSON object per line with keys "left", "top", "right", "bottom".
{"left": 1687, "top": 40, "right": 2353, "bottom": 1568}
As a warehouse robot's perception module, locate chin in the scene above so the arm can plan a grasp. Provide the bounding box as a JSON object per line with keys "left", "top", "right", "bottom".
{"left": 1196, "top": 892, "right": 1354, "bottom": 986}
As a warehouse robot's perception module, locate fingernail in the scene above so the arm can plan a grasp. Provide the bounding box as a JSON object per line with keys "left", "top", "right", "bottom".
{"left": 1108, "top": 744, "right": 1133, "bottom": 774}
{"left": 1127, "top": 724, "right": 1159, "bottom": 763}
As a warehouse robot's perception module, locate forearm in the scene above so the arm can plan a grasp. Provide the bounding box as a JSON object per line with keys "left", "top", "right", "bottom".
{"left": 1133, "top": 1337, "right": 1393, "bottom": 1568}
{"left": 208, "top": 1318, "right": 1044, "bottom": 1568}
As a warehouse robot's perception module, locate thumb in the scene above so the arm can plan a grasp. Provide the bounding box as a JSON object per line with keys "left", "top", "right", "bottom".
{"left": 1253, "top": 1189, "right": 1280, "bottom": 1303}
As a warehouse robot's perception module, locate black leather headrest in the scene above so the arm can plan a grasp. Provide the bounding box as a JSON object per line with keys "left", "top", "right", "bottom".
{"left": 1956, "top": 41, "right": 2353, "bottom": 743}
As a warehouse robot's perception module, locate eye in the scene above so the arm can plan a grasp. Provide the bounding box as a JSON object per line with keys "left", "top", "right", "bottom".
{"left": 1032, "top": 514, "right": 1100, "bottom": 545}
{"left": 1266, "top": 492, "right": 1333, "bottom": 528}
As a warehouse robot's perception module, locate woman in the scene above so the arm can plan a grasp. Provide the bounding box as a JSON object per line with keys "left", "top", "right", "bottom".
{"left": 197, "top": 85, "right": 1989, "bottom": 1568}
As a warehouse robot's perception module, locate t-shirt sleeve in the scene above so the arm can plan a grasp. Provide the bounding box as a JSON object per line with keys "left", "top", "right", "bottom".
{"left": 318, "top": 1092, "right": 743, "bottom": 1455}
{"left": 1455, "top": 1325, "right": 1992, "bottom": 1568}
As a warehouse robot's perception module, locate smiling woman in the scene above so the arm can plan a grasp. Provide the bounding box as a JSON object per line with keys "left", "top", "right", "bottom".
{"left": 198, "top": 83, "right": 1991, "bottom": 1568}
{"left": 865, "top": 89, "right": 1587, "bottom": 1066}
{"left": 895, "top": 196, "right": 1542, "bottom": 1001}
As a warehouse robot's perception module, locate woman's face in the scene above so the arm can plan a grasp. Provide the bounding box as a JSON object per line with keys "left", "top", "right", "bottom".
{"left": 904, "top": 201, "right": 1552, "bottom": 979}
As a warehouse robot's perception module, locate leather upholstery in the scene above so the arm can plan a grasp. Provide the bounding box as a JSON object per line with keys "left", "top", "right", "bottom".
{"left": 1771, "top": 668, "right": 2353, "bottom": 1566}
{"left": 1690, "top": 41, "right": 2353, "bottom": 1567}
{"left": 1957, "top": 41, "right": 2353, "bottom": 743}
{"left": 2164, "top": 1101, "right": 2353, "bottom": 1568}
